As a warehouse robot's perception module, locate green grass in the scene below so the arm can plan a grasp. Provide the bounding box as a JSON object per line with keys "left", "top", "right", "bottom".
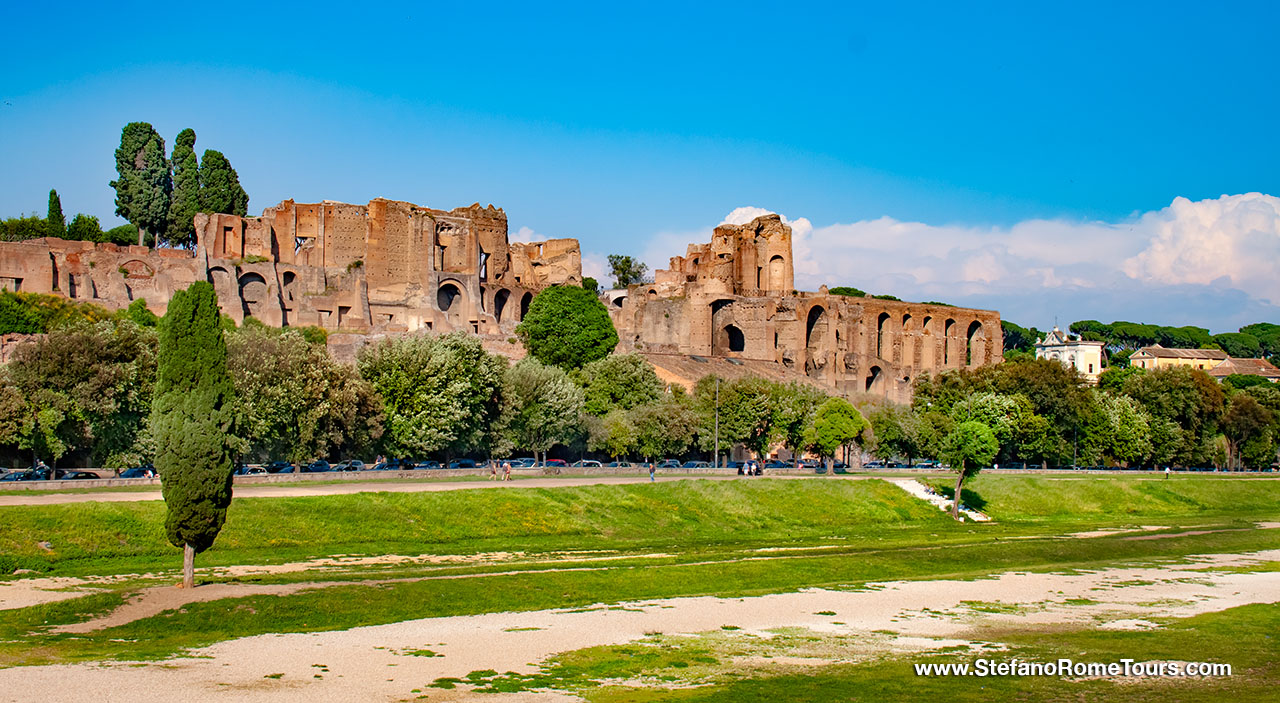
{"left": 464, "top": 603, "right": 1279, "bottom": 702}
{"left": 924, "top": 475, "right": 1280, "bottom": 522}
{"left": 0, "top": 479, "right": 950, "bottom": 573}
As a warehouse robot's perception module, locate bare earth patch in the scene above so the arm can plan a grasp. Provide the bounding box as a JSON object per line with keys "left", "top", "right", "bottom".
{"left": 0, "top": 549, "right": 1276, "bottom": 702}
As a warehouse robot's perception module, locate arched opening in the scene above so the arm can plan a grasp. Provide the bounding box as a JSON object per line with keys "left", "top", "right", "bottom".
{"left": 866, "top": 365, "right": 883, "bottom": 394}
{"left": 721, "top": 324, "right": 745, "bottom": 353}
{"left": 901, "top": 313, "right": 914, "bottom": 367}
{"left": 238, "top": 272, "right": 268, "bottom": 319}
{"left": 966, "top": 320, "right": 983, "bottom": 366}
{"left": 281, "top": 271, "right": 297, "bottom": 302}
{"left": 943, "top": 319, "right": 956, "bottom": 365}
{"left": 612, "top": 295, "right": 626, "bottom": 308}
{"left": 520, "top": 292, "right": 533, "bottom": 320}
{"left": 437, "top": 282, "right": 462, "bottom": 312}
{"left": 921, "top": 315, "right": 935, "bottom": 367}
{"left": 647, "top": 288, "right": 658, "bottom": 299}
{"left": 768, "top": 255, "right": 786, "bottom": 290}
{"left": 493, "top": 289, "right": 511, "bottom": 323}
{"left": 876, "top": 312, "right": 891, "bottom": 358}
{"left": 806, "top": 305, "right": 827, "bottom": 349}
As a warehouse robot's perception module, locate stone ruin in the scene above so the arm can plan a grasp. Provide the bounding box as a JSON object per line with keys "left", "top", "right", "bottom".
{"left": 0, "top": 200, "right": 1001, "bottom": 403}
{"left": 607, "top": 214, "right": 1003, "bottom": 404}
{"left": 0, "top": 198, "right": 582, "bottom": 335}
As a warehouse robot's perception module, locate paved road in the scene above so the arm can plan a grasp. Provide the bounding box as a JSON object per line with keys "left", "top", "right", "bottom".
{"left": 0, "top": 474, "right": 829, "bottom": 506}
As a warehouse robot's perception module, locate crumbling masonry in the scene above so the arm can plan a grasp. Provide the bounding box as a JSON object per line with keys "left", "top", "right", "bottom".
{"left": 0, "top": 201, "right": 1000, "bottom": 403}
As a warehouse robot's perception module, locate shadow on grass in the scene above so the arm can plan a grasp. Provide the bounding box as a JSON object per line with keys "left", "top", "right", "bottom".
{"left": 932, "top": 485, "right": 988, "bottom": 512}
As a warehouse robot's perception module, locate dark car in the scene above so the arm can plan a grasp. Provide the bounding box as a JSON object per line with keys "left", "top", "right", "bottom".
{"left": 764, "top": 460, "right": 789, "bottom": 469}
{"left": 119, "top": 466, "right": 155, "bottom": 478}
{"left": 682, "top": 460, "right": 711, "bottom": 468}
{"left": 370, "top": 461, "right": 398, "bottom": 471}
{"left": 59, "top": 471, "right": 99, "bottom": 480}
{"left": 265, "top": 461, "right": 294, "bottom": 474}
{"left": 415, "top": 460, "right": 444, "bottom": 470}
{"left": 0, "top": 471, "right": 37, "bottom": 482}
{"left": 446, "top": 459, "right": 477, "bottom": 469}
{"left": 302, "top": 460, "right": 331, "bottom": 473}
{"left": 333, "top": 460, "right": 366, "bottom": 471}
{"left": 606, "top": 461, "right": 635, "bottom": 468}
{"left": 544, "top": 459, "right": 568, "bottom": 468}
{"left": 657, "top": 459, "right": 682, "bottom": 469}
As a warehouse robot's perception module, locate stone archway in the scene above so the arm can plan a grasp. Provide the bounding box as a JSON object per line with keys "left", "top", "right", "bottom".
{"left": 768, "top": 255, "right": 786, "bottom": 291}
{"left": 718, "top": 324, "right": 745, "bottom": 353}
{"left": 805, "top": 305, "right": 830, "bottom": 378}
{"left": 437, "top": 281, "right": 463, "bottom": 312}
{"left": 238, "top": 272, "right": 268, "bottom": 320}
{"left": 493, "top": 289, "right": 511, "bottom": 323}
{"left": 966, "top": 320, "right": 985, "bottom": 366}
{"left": 876, "top": 312, "right": 891, "bottom": 359}
{"left": 520, "top": 291, "right": 533, "bottom": 320}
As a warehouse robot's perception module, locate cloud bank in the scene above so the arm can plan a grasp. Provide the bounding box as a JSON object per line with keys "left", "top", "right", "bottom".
{"left": 643, "top": 194, "right": 1280, "bottom": 332}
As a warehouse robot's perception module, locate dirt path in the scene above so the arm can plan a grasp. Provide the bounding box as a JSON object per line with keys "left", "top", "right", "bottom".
{"left": 0, "top": 475, "right": 847, "bottom": 506}
{"left": 1, "top": 550, "right": 1275, "bottom": 703}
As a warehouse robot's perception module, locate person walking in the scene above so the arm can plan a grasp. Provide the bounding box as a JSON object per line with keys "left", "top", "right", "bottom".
{"left": 1164, "top": 465, "right": 1170, "bottom": 480}
{"left": 649, "top": 463, "right": 656, "bottom": 482}
{"left": 490, "top": 462, "right": 498, "bottom": 480}
{"left": 502, "top": 461, "right": 512, "bottom": 482}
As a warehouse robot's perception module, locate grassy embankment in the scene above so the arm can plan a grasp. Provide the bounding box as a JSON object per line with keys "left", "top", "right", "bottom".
{"left": 0, "top": 476, "right": 1276, "bottom": 668}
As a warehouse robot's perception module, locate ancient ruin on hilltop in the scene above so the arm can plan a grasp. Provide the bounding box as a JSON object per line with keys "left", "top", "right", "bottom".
{"left": 606, "top": 214, "right": 1002, "bottom": 404}
{"left": 0, "top": 200, "right": 1001, "bottom": 402}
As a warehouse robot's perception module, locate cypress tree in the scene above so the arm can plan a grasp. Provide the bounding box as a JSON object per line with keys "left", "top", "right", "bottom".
{"left": 199, "top": 149, "right": 249, "bottom": 217}
{"left": 153, "top": 281, "right": 235, "bottom": 588}
{"left": 110, "top": 122, "right": 172, "bottom": 246}
{"left": 46, "top": 189, "right": 65, "bottom": 239}
{"left": 166, "top": 129, "right": 201, "bottom": 249}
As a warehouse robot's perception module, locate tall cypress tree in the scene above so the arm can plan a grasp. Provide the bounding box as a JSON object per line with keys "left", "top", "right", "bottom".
{"left": 45, "top": 189, "right": 65, "bottom": 239}
{"left": 110, "top": 122, "right": 172, "bottom": 246}
{"left": 199, "top": 149, "right": 249, "bottom": 217}
{"left": 166, "top": 129, "right": 201, "bottom": 249}
{"left": 153, "top": 281, "right": 235, "bottom": 588}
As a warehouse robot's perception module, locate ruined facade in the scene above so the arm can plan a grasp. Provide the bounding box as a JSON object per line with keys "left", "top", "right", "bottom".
{"left": 0, "top": 198, "right": 582, "bottom": 335}
{"left": 608, "top": 215, "right": 1003, "bottom": 404}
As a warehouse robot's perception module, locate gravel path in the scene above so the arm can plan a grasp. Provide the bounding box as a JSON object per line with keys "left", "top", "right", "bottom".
{"left": 0, "top": 474, "right": 843, "bottom": 506}
{"left": 0, "top": 549, "right": 1275, "bottom": 702}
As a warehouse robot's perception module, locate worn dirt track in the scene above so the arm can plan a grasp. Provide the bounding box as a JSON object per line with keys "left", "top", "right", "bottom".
{"left": 0, "top": 550, "right": 1276, "bottom": 703}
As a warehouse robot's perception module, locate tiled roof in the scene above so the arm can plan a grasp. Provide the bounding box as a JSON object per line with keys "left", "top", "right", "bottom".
{"left": 1206, "top": 357, "right": 1280, "bottom": 379}
{"left": 1133, "top": 344, "right": 1228, "bottom": 360}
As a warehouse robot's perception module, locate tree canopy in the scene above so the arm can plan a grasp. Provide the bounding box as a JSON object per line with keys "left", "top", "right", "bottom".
{"left": 110, "top": 122, "right": 171, "bottom": 245}
{"left": 607, "top": 254, "right": 648, "bottom": 288}
{"left": 517, "top": 285, "right": 618, "bottom": 371}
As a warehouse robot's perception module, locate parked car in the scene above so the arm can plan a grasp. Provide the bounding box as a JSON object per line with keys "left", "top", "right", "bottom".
{"left": 657, "top": 459, "right": 682, "bottom": 469}
{"left": 333, "top": 460, "right": 366, "bottom": 472}
{"left": 265, "top": 461, "right": 294, "bottom": 474}
{"left": 570, "top": 459, "right": 601, "bottom": 468}
{"left": 370, "top": 461, "right": 397, "bottom": 471}
{"left": 413, "top": 460, "right": 443, "bottom": 470}
{"left": 512, "top": 457, "right": 538, "bottom": 468}
{"left": 302, "top": 460, "right": 331, "bottom": 473}
{"left": 606, "top": 461, "right": 635, "bottom": 468}
{"left": 119, "top": 466, "right": 156, "bottom": 478}
{"left": 764, "top": 460, "right": 789, "bottom": 469}
{"left": 682, "top": 460, "right": 711, "bottom": 468}
{"left": 0, "top": 470, "right": 37, "bottom": 482}
{"left": 446, "top": 459, "right": 477, "bottom": 469}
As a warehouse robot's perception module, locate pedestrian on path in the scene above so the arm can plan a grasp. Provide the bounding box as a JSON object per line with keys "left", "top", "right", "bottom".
{"left": 490, "top": 462, "right": 498, "bottom": 480}
{"left": 502, "top": 461, "right": 512, "bottom": 481}
{"left": 1164, "top": 466, "right": 1170, "bottom": 480}
{"left": 649, "top": 464, "right": 655, "bottom": 482}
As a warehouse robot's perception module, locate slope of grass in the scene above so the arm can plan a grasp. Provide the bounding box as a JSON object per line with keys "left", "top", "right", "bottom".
{"left": 0, "top": 479, "right": 949, "bottom": 572}
{"left": 925, "top": 475, "right": 1280, "bottom": 522}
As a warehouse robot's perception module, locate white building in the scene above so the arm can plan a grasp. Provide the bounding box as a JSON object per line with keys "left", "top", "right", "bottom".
{"left": 1035, "top": 326, "right": 1106, "bottom": 382}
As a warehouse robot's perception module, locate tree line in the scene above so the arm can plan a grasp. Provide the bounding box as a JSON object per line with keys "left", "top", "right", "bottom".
{"left": 1002, "top": 319, "right": 1280, "bottom": 367}
{"left": 868, "top": 358, "right": 1278, "bottom": 470}
{"left": 1, "top": 122, "right": 248, "bottom": 250}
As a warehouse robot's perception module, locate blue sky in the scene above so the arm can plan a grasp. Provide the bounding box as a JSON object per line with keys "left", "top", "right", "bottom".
{"left": 3, "top": 1, "right": 1278, "bottom": 330}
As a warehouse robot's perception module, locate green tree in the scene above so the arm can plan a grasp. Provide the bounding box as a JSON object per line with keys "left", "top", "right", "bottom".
{"left": 46, "top": 190, "right": 65, "bottom": 239}
{"left": 868, "top": 404, "right": 921, "bottom": 464}
{"left": 0, "top": 214, "right": 49, "bottom": 241}
{"left": 1081, "top": 391, "right": 1153, "bottom": 467}
{"left": 582, "top": 277, "right": 600, "bottom": 294}
{"left": 771, "top": 382, "right": 828, "bottom": 463}
{"left": 199, "top": 149, "right": 249, "bottom": 217}
{"left": 940, "top": 421, "right": 998, "bottom": 519}
{"left": 103, "top": 223, "right": 139, "bottom": 245}
{"left": 153, "top": 281, "right": 235, "bottom": 588}
{"left": 590, "top": 409, "right": 637, "bottom": 459}
{"left": 1097, "top": 366, "right": 1144, "bottom": 392}
{"left": 725, "top": 377, "right": 777, "bottom": 461}
{"left": 166, "top": 128, "right": 201, "bottom": 248}
{"left": 357, "top": 332, "right": 507, "bottom": 458}
{"left": 1221, "top": 394, "right": 1273, "bottom": 470}
{"left": 227, "top": 326, "right": 383, "bottom": 464}
{"left": 828, "top": 286, "right": 866, "bottom": 298}
{"left": 517, "top": 285, "right": 618, "bottom": 371}
{"left": 110, "top": 122, "right": 171, "bottom": 246}
{"left": 576, "top": 353, "right": 663, "bottom": 416}
{"left": 66, "top": 214, "right": 103, "bottom": 242}
{"left": 630, "top": 394, "right": 697, "bottom": 461}
{"left": 804, "top": 397, "right": 868, "bottom": 471}
{"left": 1123, "top": 366, "right": 1224, "bottom": 466}
{"left": 1213, "top": 332, "right": 1261, "bottom": 358}
{"left": 607, "top": 254, "right": 648, "bottom": 288}
{"left": 503, "top": 358, "right": 585, "bottom": 464}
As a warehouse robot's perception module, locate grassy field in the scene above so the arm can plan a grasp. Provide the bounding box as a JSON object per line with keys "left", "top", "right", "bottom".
{"left": 0, "top": 475, "right": 1277, "bottom": 691}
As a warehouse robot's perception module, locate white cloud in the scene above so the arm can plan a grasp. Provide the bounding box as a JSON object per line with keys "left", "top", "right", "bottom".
{"left": 581, "top": 252, "right": 608, "bottom": 285}
{"left": 638, "top": 196, "right": 1280, "bottom": 332}
{"left": 509, "top": 225, "right": 547, "bottom": 243}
